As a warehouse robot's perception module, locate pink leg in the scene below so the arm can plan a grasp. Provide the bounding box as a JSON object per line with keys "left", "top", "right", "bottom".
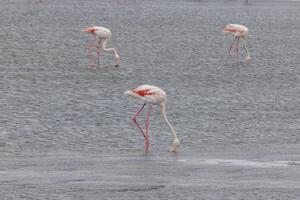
{"left": 144, "top": 104, "right": 152, "bottom": 152}
{"left": 96, "top": 39, "right": 101, "bottom": 68}
{"left": 225, "top": 37, "right": 237, "bottom": 63}
{"left": 132, "top": 103, "right": 148, "bottom": 151}
{"left": 236, "top": 37, "right": 240, "bottom": 63}
{"left": 87, "top": 42, "right": 95, "bottom": 66}
{"left": 86, "top": 35, "right": 97, "bottom": 67}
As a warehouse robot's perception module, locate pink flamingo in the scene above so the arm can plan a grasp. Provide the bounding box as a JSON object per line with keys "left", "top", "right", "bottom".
{"left": 83, "top": 26, "right": 120, "bottom": 67}
{"left": 125, "top": 84, "right": 180, "bottom": 153}
{"left": 223, "top": 24, "right": 251, "bottom": 63}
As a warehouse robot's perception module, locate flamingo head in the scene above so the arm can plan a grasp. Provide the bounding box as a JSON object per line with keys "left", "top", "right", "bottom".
{"left": 169, "top": 138, "right": 180, "bottom": 152}
{"left": 82, "top": 27, "right": 97, "bottom": 34}
{"left": 246, "top": 55, "right": 251, "bottom": 64}
{"left": 114, "top": 54, "right": 121, "bottom": 67}
{"left": 222, "top": 24, "right": 234, "bottom": 33}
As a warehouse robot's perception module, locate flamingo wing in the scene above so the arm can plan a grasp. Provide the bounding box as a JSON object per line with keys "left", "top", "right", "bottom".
{"left": 132, "top": 88, "right": 154, "bottom": 97}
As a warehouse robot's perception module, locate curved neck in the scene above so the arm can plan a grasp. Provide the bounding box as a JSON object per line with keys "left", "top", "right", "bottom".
{"left": 160, "top": 103, "right": 178, "bottom": 140}
{"left": 242, "top": 38, "right": 250, "bottom": 57}
{"left": 102, "top": 39, "right": 119, "bottom": 57}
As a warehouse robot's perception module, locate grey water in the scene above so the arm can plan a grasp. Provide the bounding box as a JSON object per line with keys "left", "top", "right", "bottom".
{"left": 0, "top": 0, "right": 300, "bottom": 199}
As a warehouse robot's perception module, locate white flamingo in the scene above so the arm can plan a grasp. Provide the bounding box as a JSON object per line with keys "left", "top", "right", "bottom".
{"left": 83, "top": 26, "right": 120, "bottom": 67}
{"left": 125, "top": 84, "right": 180, "bottom": 153}
{"left": 223, "top": 24, "right": 251, "bottom": 63}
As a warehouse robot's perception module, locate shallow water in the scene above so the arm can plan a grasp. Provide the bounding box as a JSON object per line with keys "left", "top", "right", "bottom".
{"left": 0, "top": 0, "right": 300, "bottom": 199}
{"left": 1, "top": 152, "right": 300, "bottom": 199}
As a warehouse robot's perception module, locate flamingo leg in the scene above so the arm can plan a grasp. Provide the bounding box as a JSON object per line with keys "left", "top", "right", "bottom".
{"left": 96, "top": 38, "right": 102, "bottom": 68}
{"left": 226, "top": 37, "right": 237, "bottom": 63}
{"left": 87, "top": 41, "right": 95, "bottom": 66}
{"left": 132, "top": 103, "right": 148, "bottom": 152}
{"left": 236, "top": 37, "right": 240, "bottom": 63}
{"left": 87, "top": 35, "right": 98, "bottom": 67}
{"left": 145, "top": 104, "right": 152, "bottom": 152}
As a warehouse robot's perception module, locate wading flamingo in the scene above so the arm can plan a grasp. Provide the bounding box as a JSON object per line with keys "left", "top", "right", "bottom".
{"left": 83, "top": 26, "right": 120, "bottom": 67}
{"left": 223, "top": 24, "right": 251, "bottom": 63}
{"left": 125, "top": 84, "right": 180, "bottom": 153}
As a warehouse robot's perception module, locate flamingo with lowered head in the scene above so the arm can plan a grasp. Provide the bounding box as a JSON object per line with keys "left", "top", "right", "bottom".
{"left": 223, "top": 24, "right": 251, "bottom": 63}
{"left": 83, "top": 26, "right": 120, "bottom": 67}
{"left": 125, "top": 84, "right": 180, "bottom": 153}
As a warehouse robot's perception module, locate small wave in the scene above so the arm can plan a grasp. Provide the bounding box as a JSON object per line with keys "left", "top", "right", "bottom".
{"left": 179, "top": 159, "right": 300, "bottom": 168}
{"left": 110, "top": 185, "right": 165, "bottom": 193}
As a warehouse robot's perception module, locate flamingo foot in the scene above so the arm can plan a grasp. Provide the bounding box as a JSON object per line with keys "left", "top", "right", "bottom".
{"left": 114, "top": 64, "right": 120, "bottom": 67}
{"left": 144, "top": 139, "right": 150, "bottom": 153}
{"left": 88, "top": 62, "right": 97, "bottom": 68}
{"left": 88, "top": 59, "right": 97, "bottom": 68}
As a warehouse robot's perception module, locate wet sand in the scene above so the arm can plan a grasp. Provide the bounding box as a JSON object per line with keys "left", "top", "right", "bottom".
{"left": 0, "top": 0, "right": 300, "bottom": 199}
{"left": 1, "top": 148, "right": 300, "bottom": 199}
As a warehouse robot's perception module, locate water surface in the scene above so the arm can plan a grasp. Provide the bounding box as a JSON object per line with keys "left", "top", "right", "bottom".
{"left": 0, "top": 0, "right": 299, "bottom": 199}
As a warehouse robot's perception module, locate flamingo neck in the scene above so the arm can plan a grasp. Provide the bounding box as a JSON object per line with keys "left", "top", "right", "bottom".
{"left": 242, "top": 38, "right": 250, "bottom": 58}
{"left": 160, "top": 103, "right": 178, "bottom": 141}
{"left": 102, "top": 39, "right": 119, "bottom": 58}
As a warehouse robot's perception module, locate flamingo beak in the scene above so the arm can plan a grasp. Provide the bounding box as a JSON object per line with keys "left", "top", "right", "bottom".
{"left": 222, "top": 27, "right": 228, "bottom": 33}
{"left": 222, "top": 24, "right": 230, "bottom": 33}
{"left": 82, "top": 27, "right": 96, "bottom": 33}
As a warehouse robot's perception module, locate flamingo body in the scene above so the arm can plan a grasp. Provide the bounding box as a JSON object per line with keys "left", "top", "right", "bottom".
{"left": 125, "top": 84, "right": 166, "bottom": 105}
{"left": 223, "top": 24, "right": 248, "bottom": 37}
{"left": 223, "top": 24, "right": 251, "bottom": 63}
{"left": 83, "top": 26, "right": 120, "bottom": 67}
{"left": 85, "top": 26, "right": 112, "bottom": 39}
{"left": 125, "top": 85, "right": 180, "bottom": 153}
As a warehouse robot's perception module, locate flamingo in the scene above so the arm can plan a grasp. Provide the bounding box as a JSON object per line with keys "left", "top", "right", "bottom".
{"left": 223, "top": 24, "right": 251, "bottom": 63}
{"left": 83, "top": 26, "right": 120, "bottom": 67}
{"left": 125, "top": 84, "right": 180, "bottom": 153}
